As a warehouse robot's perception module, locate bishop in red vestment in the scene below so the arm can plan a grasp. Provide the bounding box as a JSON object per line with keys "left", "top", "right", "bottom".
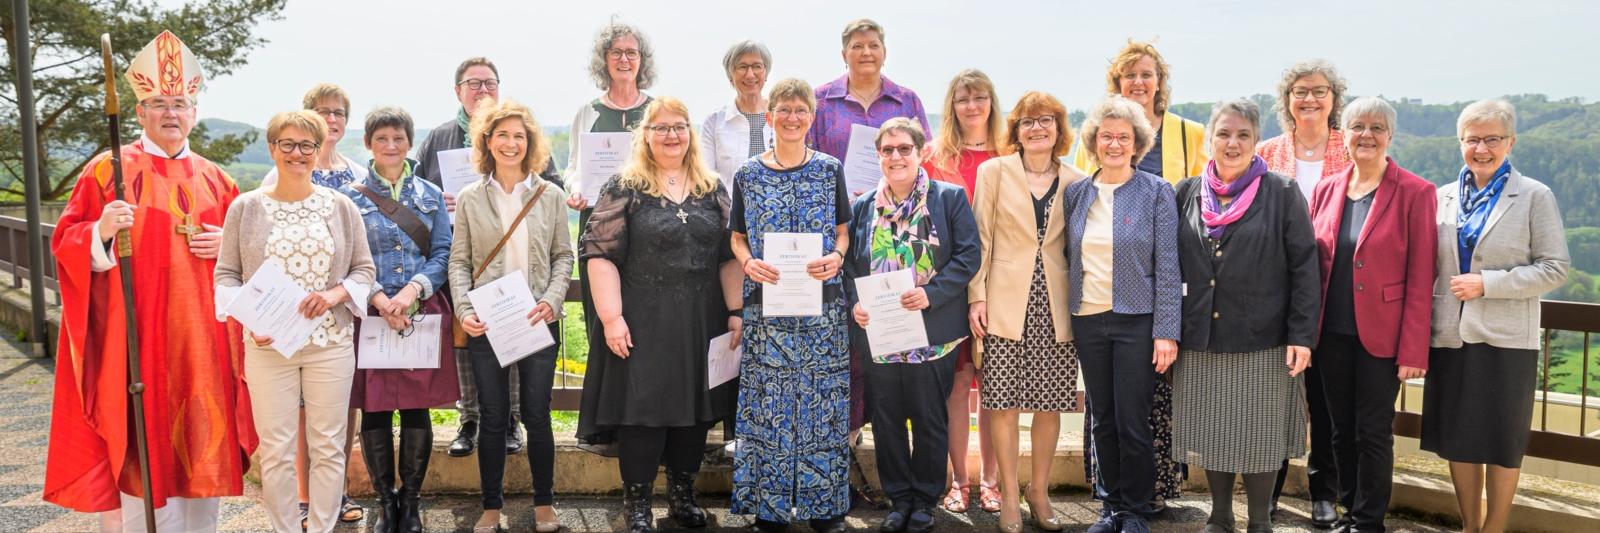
{"left": 44, "top": 31, "right": 257, "bottom": 532}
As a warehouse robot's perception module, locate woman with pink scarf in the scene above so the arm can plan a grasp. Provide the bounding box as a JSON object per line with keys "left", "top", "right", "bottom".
{"left": 1169, "top": 99, "right": 1321, "bottom": 533}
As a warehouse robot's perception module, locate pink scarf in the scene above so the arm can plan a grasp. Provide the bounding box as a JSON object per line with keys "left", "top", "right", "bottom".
{"left": 1200, "top": 155, "right": 1268, "bottom": 238}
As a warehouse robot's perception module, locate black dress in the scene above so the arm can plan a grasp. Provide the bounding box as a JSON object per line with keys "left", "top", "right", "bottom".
{"left": 575, "top": 176, "right": 737, "bottom": 446}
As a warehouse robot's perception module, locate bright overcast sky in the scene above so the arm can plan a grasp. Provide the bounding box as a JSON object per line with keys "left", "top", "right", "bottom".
{"left": 186, "top": 0, "right": 1597, "bottom": 128}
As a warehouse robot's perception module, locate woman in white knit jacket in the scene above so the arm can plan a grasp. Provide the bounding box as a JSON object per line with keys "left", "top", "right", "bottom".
{"left": 214, "top": 110, "right": 375, "bottom": 533}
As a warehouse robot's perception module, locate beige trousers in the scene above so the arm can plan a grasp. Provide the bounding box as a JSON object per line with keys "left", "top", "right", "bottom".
{"left": 245, "top": 341, "right": 355, "bottom": 533}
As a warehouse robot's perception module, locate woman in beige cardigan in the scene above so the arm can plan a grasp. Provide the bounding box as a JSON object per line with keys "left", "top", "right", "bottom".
{"left": 214, "top": 110, "right": 375, "bottom": 533}
{"left": 968, "top": 91, "right": 1084, "bottom": 532}
{"left": 449, "top": 99, "right": 573, "bottom": 533}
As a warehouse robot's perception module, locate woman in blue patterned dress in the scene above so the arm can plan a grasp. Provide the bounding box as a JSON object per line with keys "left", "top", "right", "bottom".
{"left": 728, "top": 79, "right": 854, "bottom": 533}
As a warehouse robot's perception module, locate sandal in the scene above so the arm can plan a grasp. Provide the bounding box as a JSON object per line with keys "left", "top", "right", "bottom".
{"left": 338, "top": 494, "right": 365, "bottom": 523}
{"left": 942, "top": 485, "right": 970, "bottom": 513}
{"left": 534, "top": 504, "right": 562, "bottom": 532}
{"left": 979, "top": 484, "right": 1003, "bottom": 513}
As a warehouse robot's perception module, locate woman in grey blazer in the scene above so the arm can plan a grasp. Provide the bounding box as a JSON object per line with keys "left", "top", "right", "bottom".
{"left": 1423, "top": 99, "right": 1569, "bottom": 533}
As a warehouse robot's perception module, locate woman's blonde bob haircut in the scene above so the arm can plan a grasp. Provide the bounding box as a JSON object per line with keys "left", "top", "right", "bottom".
{"left": 1104, "top": 39, "right": 1172, "bottom": 116}
{"left": 266, "top": 110, "right": 328, "bottom": 145}
{"left": 468, "top": 98, "right": 551, "bottom": 178}
{"left": 618, "top": 97, "right": 720, "bottom": 198}
{"left": 928, "top": 69, "right": 1006, "bottom": 172}
{"left": 1079, "top": 96, "right": 1155, "bottom": 168}
{"left": 1004, "top": 91, "right": 1074, "bottom": 158}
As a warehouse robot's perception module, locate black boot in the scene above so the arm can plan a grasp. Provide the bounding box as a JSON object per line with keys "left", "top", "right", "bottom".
{"left": 360, "top": 429, "right": 400, "bottom": 533}
{"left": 396, "top": 427, "right": 432, "bottom": 533}
{"left": 448, "top": 420, "right": 478, "bottom": 457}
{"left": 665, "top": 469, "right": 707, "bottom": 528}
{"left": 623, "top": 481, "right": 655, "bottom": 533}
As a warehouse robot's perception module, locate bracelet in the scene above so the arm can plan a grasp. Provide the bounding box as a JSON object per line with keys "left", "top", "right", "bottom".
{"left": 828, "top": 249, "right": 844, "bottom": 260}
{"left": 727, "top": 307, "right": 743, "bottom": 318}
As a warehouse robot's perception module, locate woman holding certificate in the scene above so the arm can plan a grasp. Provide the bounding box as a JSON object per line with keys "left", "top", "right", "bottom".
{"left": 215, "top": 110, "right": 376, "bottom": 533}
{"left": 1062, "top": 96, "right": 1181, "bottom": 533}
{"left": 577, "top": 97, "right": 742, "bottom": 533}
{"left": 727, "top": 78, "right": 853, "bottom": 533}
{"left": 844, "top": 118, "right": 980, "bottom": 533}
{"left": 968, "top": 91, "right": 1085, "bottom": 533}
{"left": 448, "top": 99, "right": 572, "bottom": 533}
{"left": 339, "top": 106, "right": 458, "bottom": 533}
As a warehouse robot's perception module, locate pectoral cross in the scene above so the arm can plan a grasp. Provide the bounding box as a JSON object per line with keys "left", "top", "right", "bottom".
{"left": 174, "top": 214, "right": 203, "bottom": 244}
{"left": 676, "top": 207, "right": 688, "bottom": 224}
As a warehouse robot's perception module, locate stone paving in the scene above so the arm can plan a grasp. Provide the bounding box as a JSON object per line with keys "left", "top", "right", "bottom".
{"left": 0, "top": 337, "right": 1454, "bottom": 532}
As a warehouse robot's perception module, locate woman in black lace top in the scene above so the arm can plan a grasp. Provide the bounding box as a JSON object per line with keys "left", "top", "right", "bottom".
{"left": 575, "top": 97, "right": 744, "bottom": 533}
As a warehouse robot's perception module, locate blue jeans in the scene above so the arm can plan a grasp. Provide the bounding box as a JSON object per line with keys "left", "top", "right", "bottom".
{"left": 1071, "top": 312, "right": 1157, "bottom": 516}
{"left": 468, "top": 325, "right": 559, "bottom": 508}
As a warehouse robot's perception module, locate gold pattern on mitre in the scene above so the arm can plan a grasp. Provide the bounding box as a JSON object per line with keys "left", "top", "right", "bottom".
{"left": 124, "top": 30, "right": 205, "bottom": 102}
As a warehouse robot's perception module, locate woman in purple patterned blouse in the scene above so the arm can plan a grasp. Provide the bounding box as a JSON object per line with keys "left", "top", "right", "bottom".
{"left": 807, "top": 18, "right": 930, "bottom": 193}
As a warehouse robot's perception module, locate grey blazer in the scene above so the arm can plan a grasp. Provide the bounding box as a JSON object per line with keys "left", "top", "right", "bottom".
{"left": 1431, "top": 170, "right": 1569, "bottom": 350}
{"left": 447, "top": 175, "right": 574, "bottom": 319}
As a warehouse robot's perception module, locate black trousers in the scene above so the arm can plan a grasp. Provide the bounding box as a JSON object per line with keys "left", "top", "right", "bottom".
{"left": 1071, "top": 312, "right": 1157, "bottom": 516}
{"left": 1317, "top": 332, "right": 1400, "bottom": 532}
{"left": 1275, "top": 362, "right": 1342, "bottom": 503}
{"left": 616, "top": 424, "right": 711, "bottom": 483}
{"left": 469, "top": 328, "right": 559, "bottom": 508}
{"left": 865, "top": 353, "right": 956, "bottom": 511}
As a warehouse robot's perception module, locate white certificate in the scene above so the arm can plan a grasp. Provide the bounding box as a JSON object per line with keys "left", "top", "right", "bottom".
{"left": 856, "top": 268, "right": 930, "bottom": 358}
{"left": 224, "top": 261, "right": 319, "bottom": 359}
{"left": 436, "top": 147, "right": 480, "bottom": 197}
{"left": 762, "top": 233, "right": 823, "bottom": 317}
{"left": 579, "top": 132, "right": 633, "bottom": 204}
{"left": 466, "top": 272, "right": 557, "bottom": 367}
{"left": 356, "top": 315, "right": 442, "bottom": 369}
{"left": 707, "top": 331, "right": 741, "bottom": 389}
{"left": 843, "top": 123, "right": 883, "bottom": 196}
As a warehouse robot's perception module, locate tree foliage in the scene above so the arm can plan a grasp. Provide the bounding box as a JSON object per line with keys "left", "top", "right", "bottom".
{"left": 1, "top": 0, "right": 285, "bottom": 201}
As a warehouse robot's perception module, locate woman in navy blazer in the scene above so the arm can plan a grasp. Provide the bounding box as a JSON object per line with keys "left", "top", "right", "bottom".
{"left": 1307, "top": 97, "right": 1438, "bottom": 532}
{"left": 1062, "top": 96, "right": 1182, "bottom": 533}
{"left": 843, "top": 118, "right": 980, "bottom": 533}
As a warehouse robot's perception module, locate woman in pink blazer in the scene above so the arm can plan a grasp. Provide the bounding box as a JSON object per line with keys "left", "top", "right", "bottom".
{"left": 1307, "top": 97, "right": 1437, "bottom": 532}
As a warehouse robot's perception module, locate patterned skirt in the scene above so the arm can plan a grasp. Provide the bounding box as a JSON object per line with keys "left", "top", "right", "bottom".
{"left": 1171, "top": 346, "right": 1307, "bottom": 474}
{"left": 979, "top": 253, "right": 1079, "bottom": 412}
{"left": 731, "top": 301, "right": 851, "bottom": 522}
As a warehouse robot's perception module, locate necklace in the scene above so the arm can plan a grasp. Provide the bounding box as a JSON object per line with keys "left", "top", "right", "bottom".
{"left": 604, "top": 90, "right": 644, "bottom": 110}
{"left": 1295, "top": 131, "right": 1327, "bottom": 158}
{"left": 849, "top": 85, "right": 880, "bottom": 106}
{"left": 963, "top": 138, "right": 988, "bottom": 149}
{"left": 774, "top": 148, "right": 809, "bottom": 169}
{"left": 1021, "top": 157, "right": 1057, "bottom": 178}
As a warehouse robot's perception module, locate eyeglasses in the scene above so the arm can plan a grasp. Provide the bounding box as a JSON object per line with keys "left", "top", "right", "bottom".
{"left": 1461, "top": 135, "right": 1508, "bottom": 148}
{"left": 773, "top": 107, "right": 811, "bottom": 118}
{"left": 457, "top": 78, "right": 500, "bottom": 91}
{"left": 734, "top": 62, "right": 766, "bottom": 74}
{"left": 607, "top": 48, "right": 641, "bottom": 62}
{"left": 273, "top": 140, "right": 321, "bottom": 155}
{"left": 1347, "top": 123, "right": 1389, "bottom": 136}
{"left": 1018, "top": 115, "right": 1057, "bottom": 131}
{"left": 1097, "top": 133, "right": 1133, "bottom": 146}
{"left": 1291, "top": 86, "right": 1332, "bottom": 100}
{"left": 314, "top": 108, "right": 347, "bottom": 120}
{"left": 878, "top": 144, "right": 916, "bottom": 158}
{"left": 646, "top": 123, "right": 690, "bottom": 137}
{"left": 395, "top": 310, "right": 425, "bottom": 338}
{"left": 141, "top": 100, "right": 193, "bottom": 114}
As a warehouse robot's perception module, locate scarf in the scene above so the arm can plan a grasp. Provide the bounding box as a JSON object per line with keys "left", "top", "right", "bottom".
{"left": 1200, "top": 155, "right": 1268, "bottom": 239}
{"left": 457, "top": 107, "right": 474, "bottom": 147}
{"left": 871, "top": 171, "right": 939, "bottom": 283}
{"left": 1456, "top": 160, "right": 1512, "bottom": 273}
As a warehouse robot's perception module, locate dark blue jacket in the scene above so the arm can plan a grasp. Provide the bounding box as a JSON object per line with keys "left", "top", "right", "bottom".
{"left": 843, "top": 179, "right": 981, "bottom": 359}
{"left": 1061, "top": 169, "right": 1183, "bottom": 341}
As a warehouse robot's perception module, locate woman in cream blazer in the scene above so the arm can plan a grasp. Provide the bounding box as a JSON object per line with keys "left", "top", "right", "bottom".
{"left": 967, "top": 91, "right": 1083, "bottom": 531}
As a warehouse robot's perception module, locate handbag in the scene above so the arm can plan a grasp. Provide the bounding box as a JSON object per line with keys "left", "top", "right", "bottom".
{"left": 452, "top": 181, "right": 550, "bottom": 347}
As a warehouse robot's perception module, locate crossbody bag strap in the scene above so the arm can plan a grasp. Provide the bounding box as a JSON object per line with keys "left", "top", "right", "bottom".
{"left": 471, "top": 181, "right": 549, "bottom": 284}
{"left": 353, "top": 183, "right": 432, "bottom": 251}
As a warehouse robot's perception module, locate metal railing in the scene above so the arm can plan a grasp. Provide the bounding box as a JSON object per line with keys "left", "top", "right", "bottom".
{"left": 6, "top": 215, "right": 1597, "bottom": 464}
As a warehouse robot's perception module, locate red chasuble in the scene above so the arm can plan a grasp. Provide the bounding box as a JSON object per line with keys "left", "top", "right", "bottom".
{"left": 45, "top": 139, "right": 258, "bottom": 512}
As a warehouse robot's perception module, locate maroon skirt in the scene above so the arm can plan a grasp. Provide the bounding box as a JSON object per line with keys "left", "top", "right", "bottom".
{"left": 350, "top": 292, "right": 461, "bottom": 411}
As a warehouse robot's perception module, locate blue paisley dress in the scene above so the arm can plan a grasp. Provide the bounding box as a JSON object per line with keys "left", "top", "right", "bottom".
{"left": 729, "top": 153, "right": 853, "bottom": 523}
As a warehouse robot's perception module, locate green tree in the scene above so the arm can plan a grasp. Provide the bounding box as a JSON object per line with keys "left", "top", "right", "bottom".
{"left": 1, "top": 0, "right": 286, "bottom": 201}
